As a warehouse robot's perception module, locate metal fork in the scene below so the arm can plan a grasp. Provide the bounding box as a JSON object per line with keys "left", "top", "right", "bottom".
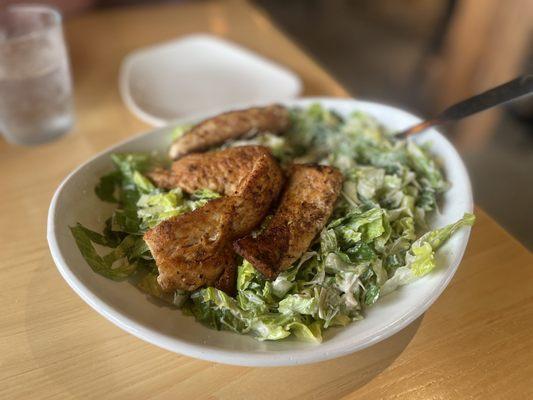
{"left": 397, "top": 75, "right": 533, "bottom": 138}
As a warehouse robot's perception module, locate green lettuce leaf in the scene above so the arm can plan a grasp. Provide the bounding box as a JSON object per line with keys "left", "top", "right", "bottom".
{"left": 287, "top": 321, "right": 322, "bottom": 343}
{"left": 108, "top": 152, "right": 165, "bottom": 234}
{"left": 190, "top": 287, "right": 292, "bottom": 340}
{"left": 136, "top": 189, "right": 188, "bottom": 229}
{"left": 94, "top": 171, "right": 121, "bottom": 203}
{"left": 171, "top": 124, "right": 192, "bottom": 140}
{"left": 111, "top": 153, "right": 155, "bottom": 179}
{"left": 364, "top": 283, "right": 380, "bottom": 305}
{"left": 406, "top": 142, "right": 447, "bottom": 193}
{"left": 382, "top": 213, "right": 475, "bottom": 295}
{"left": 191, "top": 188, "right": 221, "bottom": 200}
{"left": 278, "top": 294, "right": 317, "bottom": 315}
{"left": 188, "top": 188, "right": 222, "bottom": 210}
{"left": 70, "top": 224, "right": 138, "bottom": 280}
{"left": 228, "top": 133, "right": 292, "bottom": 162}
{"left": 330, "top": 208, "right": 385, "bottom": 247}
{"left": 71, "top": 222, "right": 121, "bottom": 248}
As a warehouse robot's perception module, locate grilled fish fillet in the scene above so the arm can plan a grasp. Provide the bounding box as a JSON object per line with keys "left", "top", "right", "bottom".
{"left": 143, "top": 198, "right": 236, "bottom": 292}
{"left": 230, "top": 151, "right": 284, "bottom": 236}
{"left": 148, "top": 146, "right": 274, "bottom": 195}
{"left": 169, "top": 105, "right": 290, "bottom": 159}
{"left": 234, "top": 164, "right": 343, "bottom": 280}
{"left": 144, "top": 147, "right": 284, "bottom": 293}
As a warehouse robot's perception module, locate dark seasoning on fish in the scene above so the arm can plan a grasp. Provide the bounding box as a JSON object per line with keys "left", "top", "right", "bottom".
{"left": 71, "top": 103, "right": 475, "bottom": 342}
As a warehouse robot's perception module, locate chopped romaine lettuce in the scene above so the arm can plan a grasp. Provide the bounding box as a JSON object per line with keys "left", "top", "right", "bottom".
{"left": 94, "top": 171, "right": 121, "bottom": 203}
{"left": 70, "top": 224, "right": 140, "bottom": 280}
{"left": 71, "top": 104, "right": 474, "bottom": 342}
{"left": 136, "top": 189, "right": 188, "bottom": 229}
{"left": 382, "top": 213, "right": 475, "bottom": 295}
{"left": 171, "top": 124, "right": 192, "bottom": 140}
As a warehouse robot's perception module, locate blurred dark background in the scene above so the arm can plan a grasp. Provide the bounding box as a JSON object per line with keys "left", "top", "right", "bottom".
{"left": 3, "top": 0, "right": 532, "bottom": 248}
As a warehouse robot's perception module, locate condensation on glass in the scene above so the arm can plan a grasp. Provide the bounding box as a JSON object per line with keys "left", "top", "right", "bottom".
{"left": 0, "top": 5, "right": 74, "bottom": 145}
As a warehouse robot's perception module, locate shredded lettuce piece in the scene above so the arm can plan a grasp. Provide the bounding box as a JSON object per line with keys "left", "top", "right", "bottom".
{"left": 228, "top": 133, "right": 292, "bottom": 162}
{"left": 70, "top": 224, "right": 140, "bottom": 280}
{"left": 278, "top": 294, "right": 318, "bottom": 315}
{"left": 171, "top": 124, "right": 192, "bottom": 140}
{"left": 94, "top": 171, "right": 121, "bottom": 203}
{"left": 136, "top": 189, "right": 187, "bottom": 229}
{"left": 382, "top": 213, "right": 475, "bottom": 295}
{"left": 183, "top": 106, "right": 474, "bottom": 341}
{"left": 189, "top": 285, "right": 322, "bottom": 342}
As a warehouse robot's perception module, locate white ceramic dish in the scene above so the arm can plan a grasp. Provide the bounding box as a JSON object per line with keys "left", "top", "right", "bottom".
{"left": 120, "top": 34, "right": 302, "bottom": 126}
{"left": 47, "top": 98, "right": 473, "bottom": 367}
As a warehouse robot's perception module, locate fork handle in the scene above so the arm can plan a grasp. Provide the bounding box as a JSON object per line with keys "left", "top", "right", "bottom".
{"left": 398, "top": 75, "right": 533, "bottom": 138}
{"left": 438, "top": 74, "right": 533, "bottom": 121}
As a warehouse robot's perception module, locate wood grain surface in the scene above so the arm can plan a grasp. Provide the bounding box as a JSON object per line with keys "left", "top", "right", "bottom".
{"left": 1, "top": 1, "right": 532, "bottom": 399}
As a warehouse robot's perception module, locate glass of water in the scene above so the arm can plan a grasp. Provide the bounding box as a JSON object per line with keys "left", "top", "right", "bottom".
{"left": 0, "top": 5, "right": 74, "bottom": 145}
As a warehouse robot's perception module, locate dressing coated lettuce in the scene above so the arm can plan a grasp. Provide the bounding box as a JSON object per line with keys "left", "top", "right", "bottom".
{"left": 181, "top": 105, "right": 473, "bottom": 341}
{"left": 185, "top": 212, "right": 473, "bottom": 341}
{"left": 71, "top": 104, "right": 474, "bottom": 342}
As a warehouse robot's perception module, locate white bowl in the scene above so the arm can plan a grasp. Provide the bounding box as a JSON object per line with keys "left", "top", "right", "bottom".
{"left": 120, "top": 34, "right": 302, "bottom": 126}
{"left": 47, "top": 98, "right": 473, "bottom": 367}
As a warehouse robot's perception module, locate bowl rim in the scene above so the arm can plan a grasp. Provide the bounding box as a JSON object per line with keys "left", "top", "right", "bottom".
{"left": 47, "top": 97, "right": 473, "bottom": 367}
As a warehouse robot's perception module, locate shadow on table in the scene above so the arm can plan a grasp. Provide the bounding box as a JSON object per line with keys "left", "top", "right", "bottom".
{"left": 219, "top": 316, "right": 422, "bottom": 400}
{"left": 25, "top": 258, "right": 421, "bottom": 399}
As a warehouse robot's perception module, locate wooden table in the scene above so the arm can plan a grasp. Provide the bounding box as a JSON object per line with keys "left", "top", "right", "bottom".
{"left": 1, "top": 1, "right": 532, "bottom": 398}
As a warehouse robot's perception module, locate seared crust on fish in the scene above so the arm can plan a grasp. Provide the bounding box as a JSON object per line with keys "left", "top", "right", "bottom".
{"left": 143, "top": 198, "right": 236, "bottom": 292}
{"left": 233, "top": 225, "right": 290, "bottom": 279}
{"left": 169, "top": 105, "right": 290, "bottom": 159}
{"left": 143, "top": 146, "right": 284, "bottom": 293}
{"left": 214, "top": 261, "right": 237, "bottom": 296}
{"left": 230, "top": 151, "right": 284, "bottom": 236}
{"left": 148, "top": 146, "right": 273, "bottom": 195}
{"left": 234, "top": 164, "right": 343, "bottom": 280}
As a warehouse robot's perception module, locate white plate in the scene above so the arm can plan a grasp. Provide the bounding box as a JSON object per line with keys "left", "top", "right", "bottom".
{"left": 47, "top": 98, "right": 473, "bottom": 367}
{"left": 119, "top": 34, "right": 302, "bottom": 126}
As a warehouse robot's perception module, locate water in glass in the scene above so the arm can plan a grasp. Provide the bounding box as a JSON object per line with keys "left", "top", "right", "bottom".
{"left": 0, "top": 5, "right": 74, "bottom": 145}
